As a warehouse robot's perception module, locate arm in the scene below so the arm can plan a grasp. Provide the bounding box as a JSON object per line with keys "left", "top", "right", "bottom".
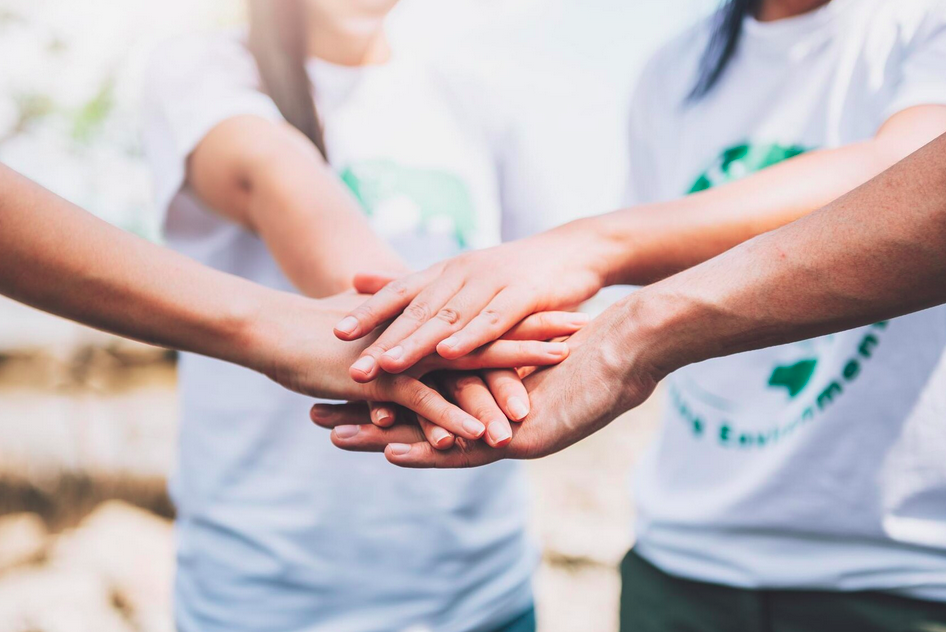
{"left": 592, "top": 105, "right": 946, "bottom": 286}
{"left": 185, "top": 114, "right": 586, "bottom": 445}
{"left": 0, "top": 164, "right": 572, "bottom": 439}
{"left": 187, "top": 115, "right": 406, "bottom": 296}
{"left": 320, "top": 131, "right": 946, "bottom": 466}
{"left": 337, "top": 107, "right": 946, "bottom": 373}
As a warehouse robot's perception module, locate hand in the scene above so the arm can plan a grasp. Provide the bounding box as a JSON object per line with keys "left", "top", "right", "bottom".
{"left": 246, "top": 291, "right": 575, "bottom": 442}
{"left": 351, "top": 306, "right": 591, "bottom": 448}
{"left": 314, "top": 294, "right": 666, "bottom": 467}
{"left": 332, "top": 221, "right": 611, "bottom": 381}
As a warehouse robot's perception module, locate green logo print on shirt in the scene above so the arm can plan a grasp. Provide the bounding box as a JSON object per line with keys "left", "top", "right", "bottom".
{"left": 691, "top": 141, "right": 818, "bottom": 403}
{"left": 674, "top": 143, "right": 891, "bottom": 449}
{"left": 341, "top": 160, "right": 476, "bottom": 248}
{"left": 768, "top": 358, "right": 818, "bottom": 398}
{"left": 688, "top": 143, "right": 808, "bottom": 194}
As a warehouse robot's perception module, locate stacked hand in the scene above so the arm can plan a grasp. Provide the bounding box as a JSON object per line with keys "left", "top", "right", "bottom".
{"left": 300, "top": 222, "right": 669, "bottom": 464}
{"left": 311, "top": 294, "right": 665, "bottom": 466}
{"left": 259, "top": 291, "right": 589, "bottom": 448}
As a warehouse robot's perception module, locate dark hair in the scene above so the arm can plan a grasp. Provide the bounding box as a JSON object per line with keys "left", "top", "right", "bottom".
{"left": 690, "top": 0, "right": 760, "bottom": 100}
{"left": 248, "top": 0, "right": 328, "bottom": 159}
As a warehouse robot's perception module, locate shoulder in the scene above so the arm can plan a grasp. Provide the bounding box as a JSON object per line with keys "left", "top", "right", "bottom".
{"left": 857, "top": 0, "right": 946, "bottom": 43}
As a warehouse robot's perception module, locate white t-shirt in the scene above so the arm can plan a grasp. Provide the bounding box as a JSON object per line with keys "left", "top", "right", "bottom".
{"left": 142, "top": 33, "right": 534, "bottom": 632}
{"left": 626, "top": 0, "right": 946, "bottom": 600}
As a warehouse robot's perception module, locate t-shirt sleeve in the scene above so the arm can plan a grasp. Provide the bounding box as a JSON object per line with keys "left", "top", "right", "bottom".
{"left": 140, "top": 32, "right": 284, "bottom": 227}
{"left": 883, "top": 5, "right": 946, "bottom": 120}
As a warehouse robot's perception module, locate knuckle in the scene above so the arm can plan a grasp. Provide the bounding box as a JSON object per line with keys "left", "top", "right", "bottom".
{"left": 405, "top": 302, "right": 431, "bottom": 322}
{"left": 436, "top": 307, "right": 460, "bottom": 325}
{"left": 481, "top": 309, "right": 502, "bottom": 328}
{"left": 385, "top": 279, "right": 410, "bottom": 298}
{"left": 408, "top": 386, "right": 436, "bottom": 410}
{"left": 450, "top": 438, "right": 479, "bottom": 468}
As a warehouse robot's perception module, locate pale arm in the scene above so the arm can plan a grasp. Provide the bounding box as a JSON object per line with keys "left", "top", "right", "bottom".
{"left": 336, "top": 106, "right": 946, "bottom": 370}
{"left": 321, "top": 132, "right": 946, "bottom": 467}
{"left": 592, "top": 105, "right": 946, "bottom": 285}
{"left": 187, "top": 115, "right": 407, "bottom": 297}
{"left": 0, "top": 164, "right": 571, "bottom": 437}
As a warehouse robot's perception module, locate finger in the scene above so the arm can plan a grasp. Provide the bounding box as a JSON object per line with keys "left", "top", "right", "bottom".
{"left": 436, "top": 289, "right": 532, "bottom": 359}
{"left": 446, "top": 373, "right": 512, "bottom": 448}
{"left": 334, "top": 267, "right": 439, "bottom": 341}
{"left": 385, "top": 439, "right": 505, "bottom": 469}
{"left": 377, "top": 286, "right": 498, "bottom": 374}
{"left": 310, "top": 402, "right": 371, "bottom": 429}
{"left": 500, "top": 311, "right": 590, "bottom": 341}
{"left": 382, "top": 376, "right": 487, "bottom": 441}
{"left": 352, "top": 272, "right": 400, "bottom": 295}
{"left": 348, "top": 277, "right": 465, "bottom": 382}
{"left": 332, "top": 423, "right": 426, "bottom": 452}
{"left": 417, "top": 415, "right": 455, "bottom": 450}
{"left": 368, "top": 402, "right": 397, "bottom": 428}
{"left": 439, "top": 339, "right": 569, "bottom": 371}
{"left": 483, "top": 369, "right": 530, "bottom": 422}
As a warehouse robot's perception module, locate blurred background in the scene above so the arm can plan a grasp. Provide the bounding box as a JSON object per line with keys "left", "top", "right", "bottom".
{"left": 0, "top": 1, "right": 713, "bottom": 630}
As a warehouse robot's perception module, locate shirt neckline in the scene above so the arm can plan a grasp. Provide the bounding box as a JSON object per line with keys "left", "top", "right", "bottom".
{"left": 741, "top": 0, "right": 857, "bottom": 47}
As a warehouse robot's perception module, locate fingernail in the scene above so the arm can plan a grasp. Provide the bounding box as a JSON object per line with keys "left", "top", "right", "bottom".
{"left": 507, "top": 397, "right": 529, "bottom": 421}
{"left": 462, "top": 418, "right": 486, "bottom": 438}
{"left": 548, "top": 342, "right": 569, "bottom": 356}
{"left": 383, "top": 346, "right": 404, "bottom": 361}
{"left": 440, "top": 336, "right": 459, "bottom": 350}
{"left": 334, "top": 425, "right": 360, "bottom": 439}
{"left": 432, "top": 427, "right": 453, "bottom": 447}
{"left": 374, "top": 409, "right": 393, "bottom": 426}
{"left": 388, "top": 443, "right": 412, "bottom": 456}
{"left": 335, "top": 316, "right": 359, "bottom": 335}
{"left": 570, "top": 312, "right": 590, "bottom": 326}
{"left": 351, "top": 355, "right": 376, "bottom": 376}
{"left": 488, "top": 420, "right": 512, "bottom": 445}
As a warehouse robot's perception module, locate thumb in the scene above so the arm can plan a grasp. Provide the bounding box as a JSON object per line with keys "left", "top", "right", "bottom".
{"left": 353, "top": 272, "right": 401, "bottom": 295}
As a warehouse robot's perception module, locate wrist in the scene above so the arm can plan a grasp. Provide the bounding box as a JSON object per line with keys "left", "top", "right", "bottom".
{"left": 227, "top": 286, "right": 298, "bottom": 378}
{"left": 549, "top": 215, "right": 623, "bottom": 290}
{"left": 609, "top": 283, "right": 709, "bottom": 382}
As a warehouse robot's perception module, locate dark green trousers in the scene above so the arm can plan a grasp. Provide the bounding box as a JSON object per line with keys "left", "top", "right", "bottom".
{"left": 621, "top": 549, "right": 946, "bottom": 632}
{"left": 493, "top": 607, "right": 535, "bottom": 632}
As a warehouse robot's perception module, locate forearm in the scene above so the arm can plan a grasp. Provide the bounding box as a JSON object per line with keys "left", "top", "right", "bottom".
{"left": 0, "top": 164, "right": 285, "bottom": 371}
{"left": 586, "top": 107, "right": 946, "bottom": 286}
{"left": 246, "top": 156, "right": 408, "bottom": 296}
{"left": 189, "top": 117, "right": 406, "bottom": 298}
{"left": 623, "top": 133, "right": 946, "bottom": 376}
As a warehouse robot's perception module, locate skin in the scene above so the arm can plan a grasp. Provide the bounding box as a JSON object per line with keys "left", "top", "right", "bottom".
{"left": 0, "top": 164, "right": 573, "bottom": 436}
{"left": 334, "top": 0, "right": 946, "bottom": 378}
{"left": 336, "top": 103, "right": 946, "bottom": 375}
{"left": 184, "top": 0, "right": 578, "bottom": 446}
{"left": 318, "top": 131, "right": 946, "bottom": 467}
{"left": 328, "top": 0, "right": 946, "bottom": 453}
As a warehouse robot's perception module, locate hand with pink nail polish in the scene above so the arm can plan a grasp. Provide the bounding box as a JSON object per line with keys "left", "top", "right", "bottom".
{"left": 315, "top": 296, "right": 665, "bottom": 467}
{"left": 257, "top": 291, "right": 576, "bottom": 444}
{"left": 333, "top": 222, "right": 609, "bottom": 381}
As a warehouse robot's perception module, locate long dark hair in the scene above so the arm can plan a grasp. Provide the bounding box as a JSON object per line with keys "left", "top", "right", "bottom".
{"left": 690, "top": 0, "right": 760, "bottom": 100}
{"left": 248, "top": 0, "right": 328, "bottom": 159}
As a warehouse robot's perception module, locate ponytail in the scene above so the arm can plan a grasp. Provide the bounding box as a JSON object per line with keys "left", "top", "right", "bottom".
{"left": 689, "top": 0, "right": 760, "bottom": 100}
{"left": 247, "top": 0, "right": 328, "bottom": 159}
